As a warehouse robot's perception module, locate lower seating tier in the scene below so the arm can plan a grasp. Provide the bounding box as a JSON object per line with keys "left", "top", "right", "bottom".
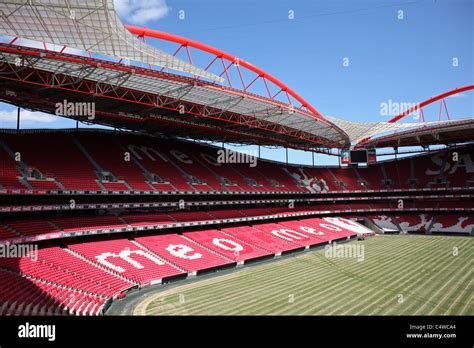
{"left": 0, "top": 215, "right": 371, "bottom": 316}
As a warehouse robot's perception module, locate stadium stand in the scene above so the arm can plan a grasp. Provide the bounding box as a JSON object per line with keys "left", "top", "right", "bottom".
{"left": 1, "top": 199, "right": 472, "bottom": 244}
{"left": 0, "top": 207, "right": 464, "bottom": 316}
{"left": 0, "top": 1, "right": 471, "bottom": 321}
{"left": 192, "top": 149, "right": 257, "bottom": 192}
{"left": 121, "top": 212, "right": 175, "bottom": 227}
{"left": 256, "top": 161, "right": 304, "bottom": 192}
{"left": 4, "top": 219, "right": 59, "bottom": 237}
{"left": 75, "top": 133, "right": 152, "bottom": 192}
{"left": 221, "top": 225, "right": 301, "bottom": 253}
{"left": 430, "top": 215, "right": 474, "bottom": 234}
{"left": 124, "top": 136, "right": 202, "bottom": 192}
{"left": 207, "top": 209, "right": 248, "bottom": 219}
{"left": 67, "top": 238, "right": 184, "bottom": 285}
{"left": 168, "top": 211, "right": 214, "bottom": 222}
{"left": 252, "top": 222, "right": 320, "bottom": 247}
{"left": 134, "top": 234, "right": 233, "bottom": 272}
{"left": 368, "top": 215, "right": 400, "bottom": 232}
{"left": 301, "top": 217, "right": 359, "bottom": 239}
{"left": 183, "top": 229, "right": 271, "bottom": 262}
{"left": 0, "top": 243, "right": 135, "bottom": 316}
{"left": 1, "top": 131, "right": 473, "bottom": 193}
{"left": 394, "top": 214, "right": 434, "bottom": 233}
{"left": 356, "top": 165, "right": 387, "bottom": 190}
{"left": 25, "top": 179, "right": 62, "bottom": 190}
{"left": 330, "top": 168, "right": 365, "bottom": 191}
{"left": 51, "top": 216, "right": 127, "bottom": 233}
{"left": 0, "top": 225, "right": 20, "bottom": 239}
{"left": 3, "top": 133, "right": 101, "bottom": 191}
{"left": 0, "top": 269, "right": 107, "bottom": 316}
{"left": 0, "top": 145, "right": 25, "bottom": 189}
{"left": 277, "top": 220, "right": 333, "bottom": 243}
{"left": 368, "top": 214, "right": 474, "bottom": 234}
{"left": 0, "top": 129, "right": 472, "bottom": 316}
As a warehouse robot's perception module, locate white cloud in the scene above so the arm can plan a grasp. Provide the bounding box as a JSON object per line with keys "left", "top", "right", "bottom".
{"left": 0, "top": 109, "right": 60, "bottom": 124}
{"left": 114, "top": 0, "right": 170, "bottom": 25}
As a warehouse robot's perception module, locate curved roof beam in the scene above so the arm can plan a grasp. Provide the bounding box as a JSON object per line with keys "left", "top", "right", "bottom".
{"left": 389, "top": 84, "right": 474, "bottom": 123}
{"left": 126, "top": 25, "right": 329, "bottom": 123}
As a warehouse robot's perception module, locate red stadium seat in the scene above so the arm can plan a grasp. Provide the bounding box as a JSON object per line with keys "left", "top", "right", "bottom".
{"left": 135, "top": 234, "right": 232, "bottom": 272}
{"left": 221, "top": 225, "right": 300, "bottom": 253}
{"left": 1, "top": 131, "right": 472, "bottom": 193}
{"left": 67, "top": 238, "right": 183, "bottom": 285}
{"left": 183, "top": 229, "right": 271, "bottom": 262}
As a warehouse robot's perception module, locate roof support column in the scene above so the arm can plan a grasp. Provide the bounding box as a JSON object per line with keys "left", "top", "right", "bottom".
{"left": 338, "top": 148, "right": 341, "bottom": 168}
{"left": 16, "top": 107, "right": 20, "bottom": 131}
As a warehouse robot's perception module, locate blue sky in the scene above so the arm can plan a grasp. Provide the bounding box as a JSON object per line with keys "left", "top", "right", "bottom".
{"left": 0, "top": 0, "right": 472, "bottom": 165}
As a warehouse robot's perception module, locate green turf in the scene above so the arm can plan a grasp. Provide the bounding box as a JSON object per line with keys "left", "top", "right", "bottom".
{"left": 137, "top": 235, "right": 473, "bottom": 315}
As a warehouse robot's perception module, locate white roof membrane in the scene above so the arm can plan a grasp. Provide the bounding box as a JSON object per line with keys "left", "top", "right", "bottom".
{"left": 0, "top": 0, "right": 222, "bottom": 82}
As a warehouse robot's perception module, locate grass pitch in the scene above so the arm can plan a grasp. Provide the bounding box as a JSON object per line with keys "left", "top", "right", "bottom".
{"left": 134, "top": 235, "right": 473, "bottom": 315}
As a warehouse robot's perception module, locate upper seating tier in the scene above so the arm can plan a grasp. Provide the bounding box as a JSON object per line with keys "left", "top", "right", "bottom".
{"left": 2, "top": 131, "right": 471, "bottom": 194}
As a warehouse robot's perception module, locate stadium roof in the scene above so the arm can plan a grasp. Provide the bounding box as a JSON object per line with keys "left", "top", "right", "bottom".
{"left": 0, "top": 0, "right": 471, "bottom": 151}
{"left": 0, "top": 0, "right": 222, "bottom": 82}
{"left": 0, "top": 43, "right": 349, "bottom": 149}
{"left": 335, "top": 84, "right": 474, "bottom": 148}
{"left": 0, "top": 44, "right": 471, "bottom": 151}
{"left": 326, "top": 115, "right": 474, "bottom": 147}
{"left": 356, "top": 118, "right": 474, "bottom": 148}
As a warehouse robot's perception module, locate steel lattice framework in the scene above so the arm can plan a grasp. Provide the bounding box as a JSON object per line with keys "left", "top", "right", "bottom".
{"left": 354, "top": 85, "right": 474, "bottom": 148}
{"left": 0, "top": 43, "right": 349, "bottom": 149}
{"left": 0, "top": 0, "right": 351, "bottom": 150}
{"left": 126, "top": 26, "right": 327, "bottom": 120}
{"left": 0, "top": 0, "right": 471, "bottom": 151}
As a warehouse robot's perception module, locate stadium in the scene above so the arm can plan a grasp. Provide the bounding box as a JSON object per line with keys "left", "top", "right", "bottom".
{"left": 0, "top": 0, "right": 472, "bottom": 322}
